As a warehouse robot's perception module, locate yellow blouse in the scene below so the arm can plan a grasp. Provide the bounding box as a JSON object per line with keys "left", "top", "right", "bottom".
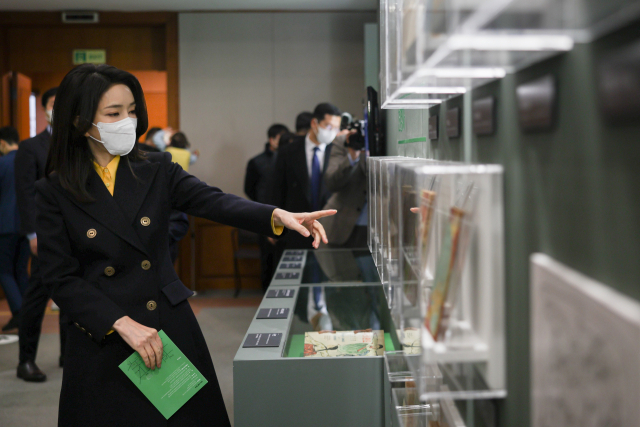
{"left": 92, "top": 155, "right": 120, "bottom": 196}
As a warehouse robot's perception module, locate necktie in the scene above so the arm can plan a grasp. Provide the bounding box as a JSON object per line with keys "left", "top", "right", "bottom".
{"left": 310, "top": 146, "right": 322, "bottom": 211}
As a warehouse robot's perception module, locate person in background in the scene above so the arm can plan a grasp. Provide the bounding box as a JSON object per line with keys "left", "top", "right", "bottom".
{"left": 14, "top": 86, "right": 66, "bottom": 382}
{"left": 138, "top": 127, "right": 162, "bottom": 153}
{"left": 166, "top": 131, "right": 199, "bottom": 172}
{"left": 244, "top": 123, "right": 290, "bottom": 290}
{"left": 295, "top": 111, "right": 313, "bottom": 135}
{"left": 270, "top": 103, "right": 341, "bottom": 251}
{"left": 0, "top": 127, "right": 30, "bottom": 332}
{"left": 318, "top": 130, "right": 368, "bottom": 248}
{"left": 278, "top": 132, "right": 296, "bottom": 151}
{"left": 275, "top": 112, "right": 311, "bottom": 152}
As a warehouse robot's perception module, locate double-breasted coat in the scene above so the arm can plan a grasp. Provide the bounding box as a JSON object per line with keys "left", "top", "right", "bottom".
{"left": 35, "top": 152, "right": 280, "bottom": 426}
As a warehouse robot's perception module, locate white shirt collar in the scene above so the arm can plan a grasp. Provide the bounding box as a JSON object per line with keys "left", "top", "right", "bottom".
{"left": 305, "top": 133, "right": 327, "bottom": 153}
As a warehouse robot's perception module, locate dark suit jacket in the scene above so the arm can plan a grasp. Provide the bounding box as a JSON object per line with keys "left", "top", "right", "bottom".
{"left": 35, "top": 152, "right": 277, "bottom": 426}
{"left": 270, "top": 135, "right": 333, "bottom": 249}
{"left": 15, "top": 129, "right": 50, "bottom": 236}
{"left": 244, "top": 142, "right": 276, "bottom": 203}
{"left": 0, "top": 150, "right": 21, "bottom": 234}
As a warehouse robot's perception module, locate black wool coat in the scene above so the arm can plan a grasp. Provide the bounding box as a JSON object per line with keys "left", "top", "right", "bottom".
{"left": 35, "top": 152, "right": 279, "bottom": 427}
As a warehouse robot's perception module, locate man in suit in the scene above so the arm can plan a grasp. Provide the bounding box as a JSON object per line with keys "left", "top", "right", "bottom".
{"left": 14, "top": 86, "right": 65, "bottom": 381}
{"left": 245, "top": 123, "right": 289, "bottom": 290}
{"left": 318, "top": 132, "right": 368, "bottom": 248}
{"left": 0, "top": 127, "right": 30, "bottom": 332}
{"left": 270, "top": 103, "right": 341, "bottom": 251}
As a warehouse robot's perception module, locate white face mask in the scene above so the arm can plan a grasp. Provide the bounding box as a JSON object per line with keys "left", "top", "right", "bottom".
{"left": 89, "top": 117, "right": 138, "bottom": 156}
{"left": 315, "top": 123, "right": 338, "bottom": 145}
{"left": 45, "top": 109, "right": 53, "bottom": 124}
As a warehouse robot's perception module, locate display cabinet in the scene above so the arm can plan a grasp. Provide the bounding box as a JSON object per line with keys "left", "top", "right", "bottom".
{"left": 234, "top": 255, "right": 399, "bottom": 427}
{"left": 235, "top": 246, "right": 502, "bottom": 426}
{"left": 380, "top": 0, "right": 640, "bottom": 108}
{"left": 270, "top": 248, "right": 380, "bottom": 287}
{"left": 369, "top": 156, "right": 406, "bottom": 268}
{"left": 368, "top": 159, "right": 506, "bottom": 425}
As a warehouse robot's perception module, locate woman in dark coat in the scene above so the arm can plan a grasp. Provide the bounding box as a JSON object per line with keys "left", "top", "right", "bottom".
{"left": 35, "top": 64, "right": 335, "bottom": 426}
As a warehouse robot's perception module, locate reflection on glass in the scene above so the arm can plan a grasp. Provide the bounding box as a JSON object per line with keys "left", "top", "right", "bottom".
{"left": 301, "top": 249, "right": 379, "bottom": 284}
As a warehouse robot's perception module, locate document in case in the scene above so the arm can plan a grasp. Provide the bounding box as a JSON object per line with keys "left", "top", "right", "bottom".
{"left": 119, "top": 330, "right": 208, "bottom": 420}
{"left": 303, "top": 330, "right": 385, "bottom": 357}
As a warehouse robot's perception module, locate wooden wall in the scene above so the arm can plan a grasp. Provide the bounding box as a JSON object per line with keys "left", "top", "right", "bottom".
{"left": 0, "top": 12, "right": 259, "bottom": 294}
{"left": 178, "top": 219, "right": 261, "bottom": 292}
{"left": 0, "top": 12, "right": 179, "bottom": 128}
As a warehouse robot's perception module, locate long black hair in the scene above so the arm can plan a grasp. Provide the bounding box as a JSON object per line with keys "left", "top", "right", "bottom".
{"left": 46, "top": 64, "right": 149, "bottom": 202}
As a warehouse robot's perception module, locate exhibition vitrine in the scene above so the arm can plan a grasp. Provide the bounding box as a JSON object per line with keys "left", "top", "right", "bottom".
{"left": 235, "top": 157, "right": 505, "bottom": 427}
{"left": 380, "top": 0, "right": 640, "bottom": 109}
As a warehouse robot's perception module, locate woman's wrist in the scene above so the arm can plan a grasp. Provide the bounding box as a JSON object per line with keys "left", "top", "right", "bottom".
{"left": 272, "top": 208, "right": 285, "bottom": 227}
{"left": 113, "top": 316, "right": 130, "bottom": 332}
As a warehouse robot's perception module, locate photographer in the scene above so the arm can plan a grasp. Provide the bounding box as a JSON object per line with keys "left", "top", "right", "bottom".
{"left": 318, "top": 115, "right": 368, "bottom": 248}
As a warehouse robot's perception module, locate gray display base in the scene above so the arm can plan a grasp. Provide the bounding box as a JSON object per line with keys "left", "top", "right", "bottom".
{"left": 234, "top": 250, "right": 391, "bottom": 427}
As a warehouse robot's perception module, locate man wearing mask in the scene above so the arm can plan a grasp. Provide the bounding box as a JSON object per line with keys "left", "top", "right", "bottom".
{"left": 270, "top": 103, "right": 340, "bottom": 251}
{"left": 245, "top": 123, "right": 289, "bottom": 290}
{"left": 14, "top": 87, "right": 67, "bottom": 382}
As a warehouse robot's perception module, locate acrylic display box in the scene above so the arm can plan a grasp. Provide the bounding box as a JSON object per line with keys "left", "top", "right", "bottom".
{"left": 369, "top": 159, "right": 506, "bottom": 411}
{"left": 380, "top": 0, "right": 640, "bottom": 108}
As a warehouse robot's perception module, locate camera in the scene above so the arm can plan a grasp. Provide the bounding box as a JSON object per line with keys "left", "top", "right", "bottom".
{"left": 340, "top": 112, "right": 366, "bottom": 151}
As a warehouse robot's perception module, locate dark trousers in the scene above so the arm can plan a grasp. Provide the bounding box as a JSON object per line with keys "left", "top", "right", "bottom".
{"left": 0, "top": 233, "right": 30, "bottom": 315}
{"left": 258, "top": 236, "right": 276, "bottom": 291}
{"left": 19, "top": 255, "right": 68, "bottom": 363}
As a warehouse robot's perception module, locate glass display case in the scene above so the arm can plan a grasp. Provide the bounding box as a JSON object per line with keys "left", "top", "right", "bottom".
{"left": 369, "top": 160, "right": 506, "bottom": 424}
{"left": 369, "top": 156, "right": 406, "bottom": 268}
{"left": 381, "top": 0, "right": 640, "bottom": 108}
{"left": 270, "top": 248, "right": 380, "bottom": 287}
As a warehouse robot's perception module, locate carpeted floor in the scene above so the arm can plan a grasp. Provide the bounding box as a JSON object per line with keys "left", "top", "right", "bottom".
{"left": 0, "top": 294, "right": 260, "bottom": 427}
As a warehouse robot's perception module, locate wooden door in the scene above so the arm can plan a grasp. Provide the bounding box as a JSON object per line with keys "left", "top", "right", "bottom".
{"left": 1, "top": 73, "right": 11, "bottom": 127}
{"left": 13, "top": 72, "right": 32, "bottom": 141}
{"left": 129, "top": 71, "right": 167, "bottom": 140}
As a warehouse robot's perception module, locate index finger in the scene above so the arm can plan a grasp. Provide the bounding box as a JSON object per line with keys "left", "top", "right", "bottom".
{"left": 305, "top": 209, "right": 337, "bottom": 221}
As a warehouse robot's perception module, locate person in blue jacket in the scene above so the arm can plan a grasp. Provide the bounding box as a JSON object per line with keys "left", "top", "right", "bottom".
{"left": 0, "top": 126, "right": 30, "bottom": 332}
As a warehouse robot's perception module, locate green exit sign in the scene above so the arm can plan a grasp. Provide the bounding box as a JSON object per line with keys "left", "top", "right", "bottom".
{"left": 73, "top": 49, "right": 107, "bottom": 65}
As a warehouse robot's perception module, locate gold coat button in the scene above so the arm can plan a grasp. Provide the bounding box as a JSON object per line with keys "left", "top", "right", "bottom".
{"left": 141, "top": 260, "right": 151, "bottom": 270}
{"left": 87, "top": 229, "right": 97, "bottom": 238}
{"left": 146, "top": 300, "right": 157, "bottom": 311}
{"left": 140, "top": 217, "right": 151, "bottom": 226}
{"left": 104, "top": 266, "right": 115, "bottom": 276}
